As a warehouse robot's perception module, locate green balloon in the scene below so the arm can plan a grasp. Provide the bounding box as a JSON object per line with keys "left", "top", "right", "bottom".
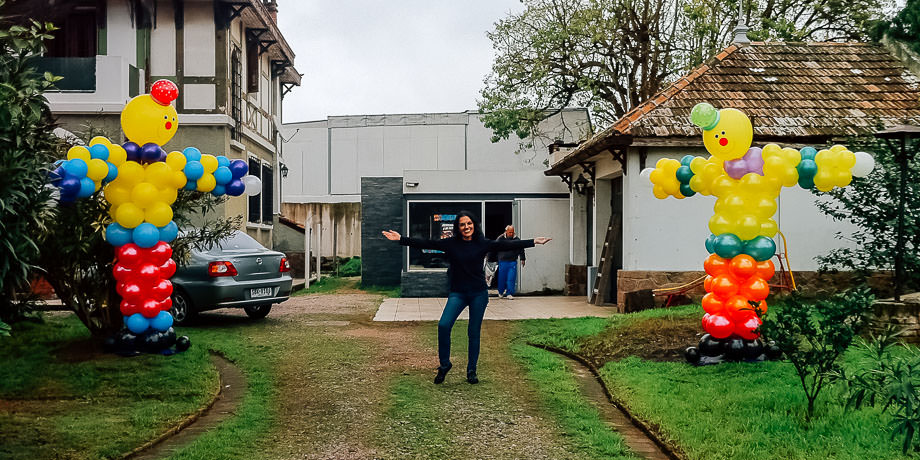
{"left": 676, "top": 165, "right": 694, "bottom": 183}
{"left": 690, "top": 103, "right": 719, "bottom": 130}
{"left": 680, "top": 183, "right": 696, "bottom": 197}
{"left": 743, "top": 236, "right": 776, "bottom": 261}
{"left": 713, "top": 233, "right": 743, "bottom": 259}
{"left": 797, "top": 159, "right": 818, "bottom": 189}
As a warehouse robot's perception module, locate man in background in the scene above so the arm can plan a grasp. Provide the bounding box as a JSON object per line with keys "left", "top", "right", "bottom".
{"left": 493, "top": 225, "right": 525, "bottom": 299}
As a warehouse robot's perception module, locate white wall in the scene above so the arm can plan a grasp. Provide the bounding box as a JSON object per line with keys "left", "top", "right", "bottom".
{"left": 150, "top": 0, "right": 176, "bottom": 76}
{"left": 183, "top": 1, "right": 216, "bottom": 77}
{"left": 622, "top": 146, "right": 859, "bottom": 272}
{"left": 280, "top": 122, "right": 330, "bottom": 200}
{"left": 518, "top": 198, "right": 570, "bottom": 292}
{"left": 106, "top": 0, "right": 136, "bottom": 65}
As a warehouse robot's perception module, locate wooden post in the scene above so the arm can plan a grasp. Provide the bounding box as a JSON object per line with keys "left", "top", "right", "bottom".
{"left": 315, "top": 223, "right": 322, "bottom": 282}
{"left": 305, "top": 217, "right": 312, "bottom": 289}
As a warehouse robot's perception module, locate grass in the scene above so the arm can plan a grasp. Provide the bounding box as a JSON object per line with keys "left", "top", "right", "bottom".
{"left": 0, "top": 315, "right": 217, "bottom": 460}
{"left": 511, "top": 342, "right": 638, "bottom": 459}
{"left": 292, "top": 275, "right": 400, "bottom": 298}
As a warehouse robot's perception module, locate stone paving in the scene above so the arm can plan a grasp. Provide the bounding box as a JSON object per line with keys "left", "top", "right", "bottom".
{"left": 373, "top": 295, "right": 616, "bottom": 321}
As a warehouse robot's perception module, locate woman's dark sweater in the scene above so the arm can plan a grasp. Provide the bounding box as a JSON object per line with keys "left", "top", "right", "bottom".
{"left": 400, "top": 236, "right": 535, "bottom": 292}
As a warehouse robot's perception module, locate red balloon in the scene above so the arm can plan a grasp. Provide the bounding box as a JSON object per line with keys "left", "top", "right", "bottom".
{"left": 704, "top": 254, "right": 728, "bottom": 276}
{"left": 136, "top": 263, "right": 161, "bottom": 283}
{"left": 116, "top": 244, "right": 142, "bottom": 268}
{"left": 122, "top": 283, "right": 146, "bottom": 304}
{"left": 704, "top": 313, "right": 734, "bottom": 339}
{"left": 756, "top": 260, "right": 775, "bottom": 281}
{"left": 113, "top": 264, "right": 132, "bottom": 282}
{"left": 710, "top": 274, "right": 739, "bottom": 300}
{"left": 158, "top": 297, "right": 173, "bottom": 311}
{"left": 149, "top": 242, "right": 173, "bottom": 266}
{"left": 159, "top": 259, "right": 177, "bottom": 279}
{"left": 740, "top": 276, "right": 770, "bottom": 301}
{"left": 729, "top": 254, "right": 757, "bottom": 280}
{"left": 701, "top": 293, "right": 725, "bottom": 315}
{"left": 120, "top": 300, "right": 139, "bottom": 316}
{"left": 150, "top": 279, "right": 173, "bottom": 301}
{"left": 140, "top": 299, "right": 160, "bottom": 318}
{"left": 734, "top": 312, "right": 762, "bottom": 340}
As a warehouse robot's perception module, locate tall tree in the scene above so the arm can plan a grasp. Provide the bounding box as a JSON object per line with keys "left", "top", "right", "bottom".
{"left": 479, "top": 0, "right": 893, "bottom": 142}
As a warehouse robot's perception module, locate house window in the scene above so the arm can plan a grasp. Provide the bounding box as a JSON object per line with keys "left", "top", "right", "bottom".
{"left": 407, "top": 202, "right": 480, "bottom": 270}
{"left": 230, "top": 48, "right": 243, "bottom": 142}
{"left": 45, "top": 5, "right": 98, "bottom": 58}
{"left": 245, "top": 31, "right": 259, "bottom": 93}
{"left": 247, "top": 158, "right": 261, "bottom": 224}
{"left": 261, "top": 164, "right": 273, "bottom": 223}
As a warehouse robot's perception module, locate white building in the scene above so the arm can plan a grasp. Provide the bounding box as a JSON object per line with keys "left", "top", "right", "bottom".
{"left": 279, "top": 110, "right": 591, "bottom": 295}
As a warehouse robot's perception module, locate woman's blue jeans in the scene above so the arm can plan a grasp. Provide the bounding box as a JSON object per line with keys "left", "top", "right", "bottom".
{"left": 438, "top": 290, "right": 489, "bottom": 373}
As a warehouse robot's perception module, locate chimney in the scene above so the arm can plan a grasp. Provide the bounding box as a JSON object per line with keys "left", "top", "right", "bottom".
{"left": 266, "top": 0, "right": 278, "bottom": 22}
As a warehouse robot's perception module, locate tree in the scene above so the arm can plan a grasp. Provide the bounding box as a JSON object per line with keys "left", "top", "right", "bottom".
{"left": 479, "top": 0, "right": 893, "bottom": 142}
{"left": 870, "top": 0, "right": 920, "bottom": 54}
{"left": 0, "top": 10, "right": 59, "bottom": 323}
{"left": 815, "top": 137, "right": 920, "bottom": 293}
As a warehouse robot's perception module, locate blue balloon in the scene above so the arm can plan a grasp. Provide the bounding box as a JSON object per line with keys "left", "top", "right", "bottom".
{"left": 713, "top": 233, "right": 743, "bottom": 259}
{"left": 64, "top": 158, "right": 88, "bottom": 178}
{"left": 226, "top": 178, "right": 245, "bottom": 196}
{"left": 184, "top": 180, "right": 198, "bottom": 191}
{"left": 151, "top": 311, "right": 174, "bottom": 332}
{"left": 159, "top": 221, "right": 179, "bottom": 243}
{"left": 89, "top": 144, "right": 109, "bottom": 160}
{"left": 182, "top": 147, "right": 202, "bottom": 162}
{"left": 141, "top": 143, "right": 162, "bottom": 163}
{"left": 213, "top": 166, "right": 232, "bottom": 185}
{"left": 229, "top": 159, "right": 248, "bottom": 179}
{"left": 60, "top": 177, "right": 81, "bottom": 195}
{"left": 126, "top": 313, "right": 150, "bottom": 334}
{"left": 123, "top": 142, "right": 140, "bottom": 162}
{"left": 217, "top": 155, "right": 230, "bottom": 167}
{"left": 799, "top": 146, "right": 817, "bottom": 161}
{"left": 680, "top": 154, "right": 695, "bottom": 166}
{"left": 743, "top": 236, "right": 777, "bottom": 262}
{"left": 104, "top": 162, "right": 118, "bottom": 182}
{"left": 133, "top": 223, "right": 160, "bottom": 248}
{"left": 106, "top": 223, "right": 133, "bottom": 247}
{"left": 76, "top": 177, "right": 95, "bottom": 198}
{"left": 211, "top": 184, "right": 226, "bottom": 197}
{"left": 184, "top": 161, "right": 204, "bottom": 180}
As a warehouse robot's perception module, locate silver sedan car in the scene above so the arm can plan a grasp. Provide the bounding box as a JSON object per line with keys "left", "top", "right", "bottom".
{"left": 170, "top": 230, "right": 292, "bottom": 324}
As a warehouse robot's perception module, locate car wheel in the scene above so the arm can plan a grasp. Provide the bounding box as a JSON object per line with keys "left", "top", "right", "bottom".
{"left": 171, "top": 290, "right": 197, "bottom": 325}
{"left": 243, "top": 304, "right": 272, "bottom": 320}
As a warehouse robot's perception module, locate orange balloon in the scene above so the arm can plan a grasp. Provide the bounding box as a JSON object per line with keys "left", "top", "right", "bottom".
{"left": 729, "top": 254, "right": 757, "bottom": 280}
{"left": 704, "top": 254, "right": 728, "bottom": 276}
{"left": 724, "top": 295, "right": 752, "bottom": 320}
{"left": 740, "top": 276, "right": 770, "bottom": 301}
{"left": 701, "top": 292, "right": 725, "bottom": 315}
{"left": 756, "top": 260, "right": 775, "bottom": 281}
{"left": 710, "top": 274, "right": 739, "bottom": 299}
{"left": 755, "top": 299, "right": 768, "bottom": 316}
{"left": 703, "top": 275, "right": 714, "bottom": 292}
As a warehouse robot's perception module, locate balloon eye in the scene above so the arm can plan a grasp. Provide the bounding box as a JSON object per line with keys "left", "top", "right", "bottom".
{"left": 721, "top": 131, "right": 725, "bottom": 135}
{"left": 164, "top": 115, "right": 168, "bottom": 119}
{"left": 715, "top": 135, "right": 719, "bottom": 138}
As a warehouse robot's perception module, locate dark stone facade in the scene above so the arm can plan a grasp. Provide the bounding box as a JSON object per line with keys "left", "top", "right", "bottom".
{"left": 401, "top": 271, "right": 449, "bottom": 297}
{"left": 360, "top": 177, "right": 404, "bottom": 287}
{"left": 564, "top": 264, "right": 587, "bottom": 296}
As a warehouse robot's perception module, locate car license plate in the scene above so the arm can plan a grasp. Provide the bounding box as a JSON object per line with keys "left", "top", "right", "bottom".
{"left": 251, "top": 287, "right": 273, "bottom": 298}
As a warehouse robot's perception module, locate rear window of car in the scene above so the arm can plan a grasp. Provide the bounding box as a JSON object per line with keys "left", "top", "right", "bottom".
{"left": 218, "top": 231, "right": 265, "bottom": 250}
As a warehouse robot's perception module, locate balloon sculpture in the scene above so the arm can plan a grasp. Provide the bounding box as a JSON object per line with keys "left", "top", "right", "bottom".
{"left": 644, "top": 102, "right": 875, "bottom": 364}
{"left": 49, "top": 80, "right": 263, "bottom": 355}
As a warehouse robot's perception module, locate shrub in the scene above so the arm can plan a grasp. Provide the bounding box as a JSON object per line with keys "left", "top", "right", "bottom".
{"left": 338, "top": 257, "right": 361, "bottom": 277}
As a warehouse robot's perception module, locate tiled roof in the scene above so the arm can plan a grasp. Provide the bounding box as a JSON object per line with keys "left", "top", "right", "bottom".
{"left": 547, "top": 42, "right": 920, "bottom": 174}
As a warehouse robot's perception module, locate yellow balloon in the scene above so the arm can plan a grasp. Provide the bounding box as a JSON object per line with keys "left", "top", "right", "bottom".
{"left": 145, "top": 202, "right": 173, "bottom": 227}
{"left": 166, "top": 151, "right": 187, "bottom": 171}
{"left": 200, "top": 154, "right": 218, "bottom": 174}
{"left": 131, "top": 182, "right": 159, "bottom": 208}
{"left": 116, "top": 203, "right": 145, "bottom": 229}
{"left": 759, "top": 219, "right": 778, "bottom": 238}
{"left": 159, "top": 187, "right": 178, "bottom": 205}
{"left": 196, "top": 174, "right": 217, "bottom": 192}
{"left": 104, "top": 184, "right": 131, "bottom": 207}
{"left": 171, "top": 171, "right": 188, "bottom": 189}
{"left": 145, "top": 162, "right": 173, "bottom": 188}
{"left": 89, "top": 136, "right": 112, "bottom": 147}
{"left": 86, "top": 158, "right": 109, "bottom": 181}
{"left": 702, "top": 108, "right": 753, "bottom": 161}
{"left": 108, "top": 145, "right": 127, "bottom": 166}
{"left": 67, "top": 146, "right": 91, "bottom": 162}
{"left": 120, "top": 94, "right": 178, "bottom": 146}
{"left": 117, "top": 161, "right": 145, "bottom": 186}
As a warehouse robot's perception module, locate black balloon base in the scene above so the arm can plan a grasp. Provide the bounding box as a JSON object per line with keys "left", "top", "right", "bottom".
{"left": 102, "top": 327, "right": 191, "bottom": 356}
{"left": 684, "top": 333, "right": 781, "bottom": 365}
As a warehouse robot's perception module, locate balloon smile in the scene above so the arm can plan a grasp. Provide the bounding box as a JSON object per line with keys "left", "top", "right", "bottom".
{"left": 719, "top": 138, "right": 728, "bottom": 146}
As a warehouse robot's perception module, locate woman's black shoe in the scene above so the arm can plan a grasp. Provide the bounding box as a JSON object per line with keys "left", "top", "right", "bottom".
{"left": 434, "top": 364, "right": 452, "bottom": 384}
{"left": 467, "top": 371, "right": 479, "bottom": 384}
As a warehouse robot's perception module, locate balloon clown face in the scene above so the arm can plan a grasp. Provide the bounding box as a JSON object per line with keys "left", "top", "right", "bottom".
{"left": 49, "top": 79, "right": 262, "bottom": 356}
{"left": 691, "top": 103, "right": 753, "bottom": 161}
{"left": 643, "top": 102, "right": 876, "bottom": 364}
{"left": 121, "top": 80, "right": 180, "bottom": 146}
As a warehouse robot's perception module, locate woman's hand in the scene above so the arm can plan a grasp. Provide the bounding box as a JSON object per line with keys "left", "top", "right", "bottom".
{"left": 382, "top": 230, "right": 402, "bottom": 241}
{"left": 534, "top": 237, "right": 552, "bottom": 245}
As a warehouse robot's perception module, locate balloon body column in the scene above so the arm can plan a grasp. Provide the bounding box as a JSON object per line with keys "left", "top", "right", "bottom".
{"left": 644, "top": 103, "right": 875, "bottom": 364}
{"left": 51, "top": 80, "right": 262, "bottom": 354}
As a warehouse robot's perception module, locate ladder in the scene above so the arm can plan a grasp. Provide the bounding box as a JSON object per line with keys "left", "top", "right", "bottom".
{"left": 590, "top": 213, "right": 620, "bottom": 305}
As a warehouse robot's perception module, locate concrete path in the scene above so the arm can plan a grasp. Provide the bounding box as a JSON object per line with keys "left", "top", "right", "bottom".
{"left": 373, "top": 295, "right": 616, "bottom": 321}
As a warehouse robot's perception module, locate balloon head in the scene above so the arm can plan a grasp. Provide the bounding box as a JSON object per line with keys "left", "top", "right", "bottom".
{"left": 150, "top": 80, "right": 178, "bottom": 106}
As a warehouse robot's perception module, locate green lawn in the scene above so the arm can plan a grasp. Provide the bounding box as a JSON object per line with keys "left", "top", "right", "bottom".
{"left": 519, "top": 306, "right": 916, "bottom": 460}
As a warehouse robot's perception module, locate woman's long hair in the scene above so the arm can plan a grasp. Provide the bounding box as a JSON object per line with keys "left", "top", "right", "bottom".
{"left": 452, "top": 210, "right": 483, "bottom": 241}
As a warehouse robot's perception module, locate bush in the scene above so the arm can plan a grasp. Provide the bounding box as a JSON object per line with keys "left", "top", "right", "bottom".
{"left": 338, "top": 257, "right": 361, "bottom": 277}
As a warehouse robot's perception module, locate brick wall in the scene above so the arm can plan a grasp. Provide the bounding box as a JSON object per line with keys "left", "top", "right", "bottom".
{"left": 565, "top": 264, "right": 587, "bottom": 296}
{"left": 360, "top": 177, "right": 404, "bottom": 287}
{"left": 401, "top": 271, "right": 449, "bottom": 297}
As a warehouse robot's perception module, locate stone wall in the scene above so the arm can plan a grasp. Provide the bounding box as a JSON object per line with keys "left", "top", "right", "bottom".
{"left": 872, "top": 293, "right": 920, "bottom": 342}
{"left": 616, "top": 270, "right": 707, "bottom": 307}
{"left": 564, "top": 264, "right": 587, "bottom": 296}
{"left": 360, "top": 177, "right": 404, "bottom": 287}
{"left": 401, "top": 271, "right": 449, "bottom": 297}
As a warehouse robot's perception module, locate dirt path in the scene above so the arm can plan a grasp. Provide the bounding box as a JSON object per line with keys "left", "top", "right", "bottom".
{"left": 193, "top": 291, "right": 597, "bottom": 459}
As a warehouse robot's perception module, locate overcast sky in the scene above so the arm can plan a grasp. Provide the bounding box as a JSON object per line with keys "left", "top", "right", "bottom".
{"left": 277, "top": 1, "right": 525, "bottom": 123}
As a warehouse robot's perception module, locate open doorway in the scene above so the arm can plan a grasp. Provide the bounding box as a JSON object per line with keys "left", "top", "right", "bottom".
{"left": 484, "top": 202, "right": 513, "bottom": 240}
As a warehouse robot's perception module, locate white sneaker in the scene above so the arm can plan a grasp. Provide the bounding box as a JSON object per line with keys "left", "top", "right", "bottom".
{"left": 506, "top": 295, "right": 514, "bottom": 300}
{"left": 497, "top": 294, "right": 504, "bottom": 299}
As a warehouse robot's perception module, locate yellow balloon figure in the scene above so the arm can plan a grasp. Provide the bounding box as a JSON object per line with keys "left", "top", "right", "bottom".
{"left": 643, "top": 102, "right": 874, "bottom": 365}
{"left": 51, "top": 79, "right": 259, "bottom": 355}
